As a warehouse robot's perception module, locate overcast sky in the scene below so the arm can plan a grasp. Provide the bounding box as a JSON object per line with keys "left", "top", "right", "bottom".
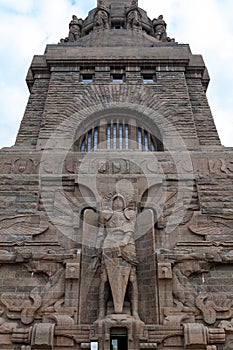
{"left": 0, "top": 0, "right": 232, "bottom": 149}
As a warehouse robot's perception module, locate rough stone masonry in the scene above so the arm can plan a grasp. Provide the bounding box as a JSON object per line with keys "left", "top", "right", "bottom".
{"left": 0, "top": 1, "right": 233, "bottom": 349}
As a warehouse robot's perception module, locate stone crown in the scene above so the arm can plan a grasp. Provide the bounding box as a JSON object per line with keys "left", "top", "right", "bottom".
{"left": 60, "top": 0, "right": 174, "bottom": 45}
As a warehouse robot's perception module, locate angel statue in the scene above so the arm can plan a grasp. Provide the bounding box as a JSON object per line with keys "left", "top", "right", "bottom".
{"left": 95, "top": 194, "right": 139, "bottom": 319}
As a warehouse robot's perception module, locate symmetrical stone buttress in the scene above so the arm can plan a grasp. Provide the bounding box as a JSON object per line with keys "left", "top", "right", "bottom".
{"left": 0, "top": 1, "right": 233, "bottom": 349}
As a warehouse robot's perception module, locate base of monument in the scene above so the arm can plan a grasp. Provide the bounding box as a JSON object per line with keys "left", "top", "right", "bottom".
{"left": 93, "top": 313, "right": 145, "bottom": 350}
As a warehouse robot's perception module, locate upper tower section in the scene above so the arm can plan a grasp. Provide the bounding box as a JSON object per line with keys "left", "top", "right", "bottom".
{"left": 60, "top": 0, "right": 174, "bottom": 47}
{"left": 15, "top": 0, "right": 221, "bottom": 150}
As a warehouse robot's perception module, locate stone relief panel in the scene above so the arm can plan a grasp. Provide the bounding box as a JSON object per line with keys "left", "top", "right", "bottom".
{"left": 96, "top": 194, "right": 139, "bottom": 319}
{"left": 11, "top": 158, "right": 38, "bottom": 174}
{"left": 158, "top": 247, "right": 233, "bottom": 332}
{"left": 0, "top": 215, "right": 48, "bottom": 243}
{"left": 0, "top": 244, "right": 82, "bottom": 348}
{"left": 189, "top": 212, "right": 233, "bottom": 241}
{"left": 126, "top": 8, "right": 142, "bottom": 30}
{"left": 94, "top": 8, "right": 110, "bottom": 30}
{"left": 4, "top": 153, "right": 232, "bottom": 177}
{"left": 192, "top": 155, "right": 233, "bottom": 175}
{"left": 1, "top": 150, "right": 233, "bottom": 348}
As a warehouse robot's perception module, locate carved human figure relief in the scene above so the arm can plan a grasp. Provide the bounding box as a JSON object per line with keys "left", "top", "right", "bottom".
{"left": 97, "top": 0, "right": 108, "bottom": 9}
{"left": 153, "top": 15, "right": 167, "bottom": 41}
{"left": 68, "top": 15, "right": 82, "bottom": 42}
{"left": 95, "top": 194, "right": 139, "bottom": 319}
{"left": 126, "top": 9, "right": 142, "bottom": 30}
{"left": 94, "top": 10, "right": 109, "bottom": 30}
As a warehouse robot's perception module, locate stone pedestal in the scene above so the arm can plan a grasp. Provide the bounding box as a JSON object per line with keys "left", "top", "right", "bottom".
{"left": 94, "top": 314, "right": 145, "bottom": 350}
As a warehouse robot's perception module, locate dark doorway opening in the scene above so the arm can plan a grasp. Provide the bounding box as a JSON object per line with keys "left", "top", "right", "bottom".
{"left": 110, "top": 334, "right": 128, "bottom": 350}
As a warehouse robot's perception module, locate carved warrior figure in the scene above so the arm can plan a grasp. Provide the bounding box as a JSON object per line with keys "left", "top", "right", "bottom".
{"left": 94, "top": 8, "right": 110, "bottom": 30}
{"left": 126, "top": 0, "right": 142, "bottom": 29}
{"left": 126, "top": 9, "right": 142, "bottom": 30}
{"left": 60, "top": 15, "right": 83, "bottom": 43}
{"left": 68, "top": 15, "right": 82, "bottom": 42}
{"left": 95, "top": 194, "right": 139, "bottom": 318}
{"left": 153, "top": 15, "right": 167, "bottom": 41}
{"left": 95, "top": 0, "right": 110, "bottom": 29}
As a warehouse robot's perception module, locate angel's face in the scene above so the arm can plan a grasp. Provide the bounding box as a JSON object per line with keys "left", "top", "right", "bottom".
{"left": 112, "top": 197, "right": 124, "bottom": 211}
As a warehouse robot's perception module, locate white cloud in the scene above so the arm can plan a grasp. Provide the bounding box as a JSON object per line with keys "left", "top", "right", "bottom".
{"left": 0, "top": 0, "right": 232, "bottom": 148}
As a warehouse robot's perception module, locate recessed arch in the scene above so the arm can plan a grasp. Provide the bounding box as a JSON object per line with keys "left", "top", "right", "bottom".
{"left": 73, "top": 107, "right": 164, "bottom": 152}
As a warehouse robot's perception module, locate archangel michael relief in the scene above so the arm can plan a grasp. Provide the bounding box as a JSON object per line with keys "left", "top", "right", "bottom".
{"left": 95, "top": 194, "right": 139, "bottom": 319}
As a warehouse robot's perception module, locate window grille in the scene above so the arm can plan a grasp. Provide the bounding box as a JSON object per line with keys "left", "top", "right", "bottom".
{"left": 78, "top": 120, "right": 162, "bottom": 152}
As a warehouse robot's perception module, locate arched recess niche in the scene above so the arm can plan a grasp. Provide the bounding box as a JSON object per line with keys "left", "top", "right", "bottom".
{"left": 72, "top": 107, "right": 164, "bottom": 152}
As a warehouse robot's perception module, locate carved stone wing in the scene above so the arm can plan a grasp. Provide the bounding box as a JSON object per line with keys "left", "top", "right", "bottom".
{"left": 189, "top": 226, "right": 221, "bottom": 236}
{"left": 188, "top": 212, "right": 233, "bottom": 237}
{"left": 0, "top": 215, "right": 48, "bottom": 236}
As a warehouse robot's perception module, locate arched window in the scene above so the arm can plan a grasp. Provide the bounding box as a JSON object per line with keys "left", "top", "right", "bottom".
{"left": 76, "top": 119, "right": 163, "bottom": 152}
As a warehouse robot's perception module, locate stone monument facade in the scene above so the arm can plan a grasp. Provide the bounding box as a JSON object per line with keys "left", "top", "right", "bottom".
{"left": 0, "top": 0, "right": 233, "bottom": 349}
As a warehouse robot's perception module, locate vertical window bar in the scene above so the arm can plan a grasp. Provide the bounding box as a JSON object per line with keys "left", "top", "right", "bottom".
{"left": 91, "top": 127, "right": 95, "bottom": 151}
{"left": 138, "top": 127, "right": 142, "bottom": 151}
{"left": 148, "top": 131, "right": 152, "bottom": 151}
{"left": 94, "top": 127, "right": 98, "bottom": 151}
{"left": 116, "top": 121, "right": 119, "bottom": 149}
{"left": 113, "top": 122, "right": 117, "bottom": 150}
{"left": 119, "top": 123, "right": 123, "bottom": 150}
{"left": 111, "top": 121, "right": 113, "bottom": 149}
{"left": 142, "top": 128, "right": 145, "bottom": 151}
{"left": 122, "top": 122, "right": 125, "bottom": 149}
{"left": 125, "top": 124, "right": 129, "bottom": 150}
{"left": 144, "top": 130, "right": 149, "bottom": 151}
{"left": 107, "top": 124, "right": 111, "bottom": 150}
{"left": 151, "top": 136, "right": 156, "bottom": 152}
{"left": 81, "top": 138, "right": 85, "bottom": 152}
{"left": 87, "top": 130, "right": 92, "bottom": 152}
